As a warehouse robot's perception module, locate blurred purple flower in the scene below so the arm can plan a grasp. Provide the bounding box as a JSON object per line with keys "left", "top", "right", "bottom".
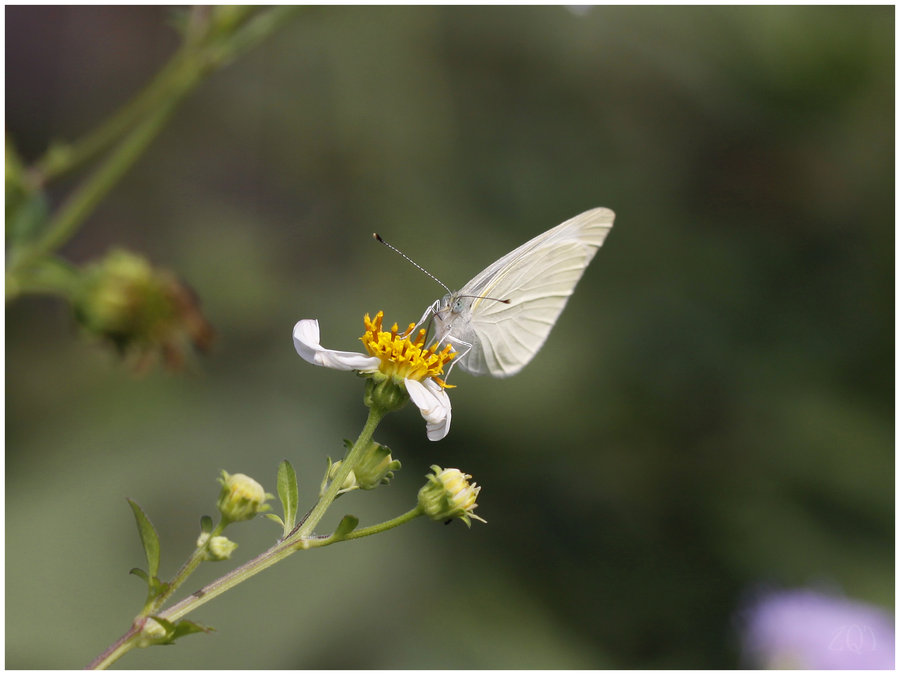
{"left": 740, "top": 588, "right": 894, "bottom": 669}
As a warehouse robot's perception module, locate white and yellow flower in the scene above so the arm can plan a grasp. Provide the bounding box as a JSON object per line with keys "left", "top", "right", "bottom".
{"left": 293, "top": 312, "right": 456, "bottom": 441}
{"left": 417, "top": 465, "right": 486, "bottom": 527}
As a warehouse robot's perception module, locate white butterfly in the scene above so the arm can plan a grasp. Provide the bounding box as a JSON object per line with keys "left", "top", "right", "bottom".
{"left": 422, "top": 207, "right": 615, "bottom": 377}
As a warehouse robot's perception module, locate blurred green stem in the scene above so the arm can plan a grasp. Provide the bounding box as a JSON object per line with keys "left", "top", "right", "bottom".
{"left": 5, "top": 256, "right": 80, "bottom": 301}
{"left": 7, "top": 5, "right": 300, "bottom": 300}
{"left": 13, "top": 98, "right": 182, "bottom": 278}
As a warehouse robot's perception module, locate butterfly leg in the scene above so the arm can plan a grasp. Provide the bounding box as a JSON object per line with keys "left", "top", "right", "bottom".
{"left": 414, "top": 300, "right": 441, "bottom": 343}
{"left": 439, "top": 334, "right": 472, "bottom": 381}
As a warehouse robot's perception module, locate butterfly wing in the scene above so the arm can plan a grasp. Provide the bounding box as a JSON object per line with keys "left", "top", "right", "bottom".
{"left": 453, "top": 207, "right": 614, "bottom": 377}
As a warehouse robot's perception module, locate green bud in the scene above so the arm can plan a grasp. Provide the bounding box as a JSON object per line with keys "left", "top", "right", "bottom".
{"left": 207, "top": 535, "right": 238, "bottom": 561}
{"left": 417, "top": 465, "right": 486, "bottom": 527}
{"left": 196, "top": 532, "right": 238, "bottom": 561}
{"left": 321, "top": 458, "right": 359, "bottom": 497}
{"left": 363, "top": 376, "right": 409, "bottom": 413}
{"left": 72, "top": 248, "right": 214, "bottom": 371}
{"left": 216, "top": 470, "right": 272, "bottom": 523}
{"left": 353, "top": 440, "right": 401, "bottom": 490}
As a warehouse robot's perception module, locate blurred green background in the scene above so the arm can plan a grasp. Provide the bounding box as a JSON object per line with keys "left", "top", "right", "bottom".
{"left": 6, "top": 5, "right": 893, "bottom": 669}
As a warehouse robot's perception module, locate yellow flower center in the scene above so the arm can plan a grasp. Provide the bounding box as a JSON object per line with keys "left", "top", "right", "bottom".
{"left": 360, "top": 311, "right": 456, "bottom": 388}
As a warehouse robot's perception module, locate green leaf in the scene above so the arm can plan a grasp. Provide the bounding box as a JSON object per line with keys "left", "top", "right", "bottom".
{"left": 276, "top": 459, "right": 298, "bottom": 538}
{"left": 331, "top": 514, "right": 359, "bottom": 541}
{"left": 200, "top": 515, "right": 213, "bottom": 534}
{"left": 142, "top": 617, "right": 213, "bottom": 646}
{"left": 171, "top": 619, "right": 214, "bottom": 640}
{"left": 265, "top": 513, "right": 285, "bottom": 528}
{"left": 130, "top": 567, "right": 150, "bottom": 584}
{"left": 128, "top": 499, "right": 160, "bottom": 579}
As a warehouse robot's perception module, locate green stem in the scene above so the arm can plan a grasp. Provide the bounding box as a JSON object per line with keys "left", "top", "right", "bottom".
{"left": 344, "top": 507, "right": 423, "bottom": 540}
{"left": 34, "top": 54, "right": 185, "bottom": 183}
{"left": 85, "top": 519, "right": 229, "bottom": 669}
{"left": 145, "top": 520, "right": 228, "bottom": 616}
{"left": 153, "top": 405, "right": 387, "bottom": 624}
{"left": 12, "top": 96, "right": 184, "bottom": 277}
{"left": 32, "top": 6, "right": 276, "bottom": 182}
{"left": 295, "top": 407, "right": 386, "bottom": 538}
{"left": 5, "top": 256, "right": 80, "bottom": 301}
{"left": 158, "top": 535, "right": 298, "bottom": 625}
{"left": 86, "top": 627, "right": 142, "bottom": 670}
{"left": 86, "top": 399, "right": 416, "bottom": 669}
{"left": 304, "top": 507, "right": 423, "bottom": 546}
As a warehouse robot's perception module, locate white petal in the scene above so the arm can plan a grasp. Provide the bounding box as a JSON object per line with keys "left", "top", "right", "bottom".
{"left": 405, "top": 378, "right": 452, "bottom": 441}
{"left": 293, "top": 320, "right": 380, "bottom": 371}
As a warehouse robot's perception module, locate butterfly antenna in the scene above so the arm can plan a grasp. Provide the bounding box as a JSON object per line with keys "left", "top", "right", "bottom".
{"left": 457, "top": 294, "right": 511, "bottom": 304}
{"left": 373, "top": 233, "right": 452, "bottom": 295}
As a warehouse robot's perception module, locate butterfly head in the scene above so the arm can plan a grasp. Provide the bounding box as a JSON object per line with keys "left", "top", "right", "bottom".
{"left": 438, "top": 292, "right": 471, "bottom": 317}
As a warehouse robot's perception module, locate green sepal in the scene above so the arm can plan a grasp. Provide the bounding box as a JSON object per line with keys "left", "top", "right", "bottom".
{"left": 330, "top": 514, "right": 359, "bottom": 542}
{"left": 127, "top": 499, "right": 160, "bottom": 579}
{"left": 276, "top": 459, "right": 298, "bottom": 538}
{"left": 200, "top": 515, "right": 213, "bottom": 534}
{"left": 364, "top": 377, "right": 409, "bottom": 413}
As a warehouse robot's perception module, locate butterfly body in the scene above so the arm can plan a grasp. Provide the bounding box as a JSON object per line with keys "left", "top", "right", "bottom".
{"left": 430, "top": 207, "right": 615, "bottom": 377}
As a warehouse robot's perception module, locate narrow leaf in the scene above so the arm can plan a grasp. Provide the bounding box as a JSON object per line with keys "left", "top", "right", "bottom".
{"left": 265, "top": 513, "right": 285, "bottom": 528}
{"left": 127, "top": 499, "right": 160, "bottom": 579}
{"left": 129, "top": 567, "right": 150, "bottom": 584}
{"left": 200, "top": 515, "right": 213, "bottom": 534}
{"left": 171, "top": 619, "right": 214, "bottom": 640}
{"left": 276, "top": 460, "right": 299, "bottom": 538}
{"left": 332, "top": 514, "right": 359, "bottom": 541}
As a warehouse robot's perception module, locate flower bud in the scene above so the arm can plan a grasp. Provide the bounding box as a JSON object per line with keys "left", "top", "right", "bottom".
{"left": 72, "top": 248, "right": 214, "bottom": 371}
{"left": 321, "top": 458, "right": 359, "bottom": 497}
{"left": 417, "top": 465, "right": 486, "bottom": 527}
{"left": 207, "top": 535, "right": 238, "bottom": 560}
{"left": 354, "top": 440, "right": 401, "bottom": 490}
{"left": 216, "top": 470, "right": 271, "bottom": 523}
{"left": 196, "top": 532, "right": 238, "bottom": 561}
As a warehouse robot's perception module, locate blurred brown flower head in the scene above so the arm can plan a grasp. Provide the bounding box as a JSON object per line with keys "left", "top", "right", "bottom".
{"left": 73, "top": 248, "right": 213, "bottom": 370}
